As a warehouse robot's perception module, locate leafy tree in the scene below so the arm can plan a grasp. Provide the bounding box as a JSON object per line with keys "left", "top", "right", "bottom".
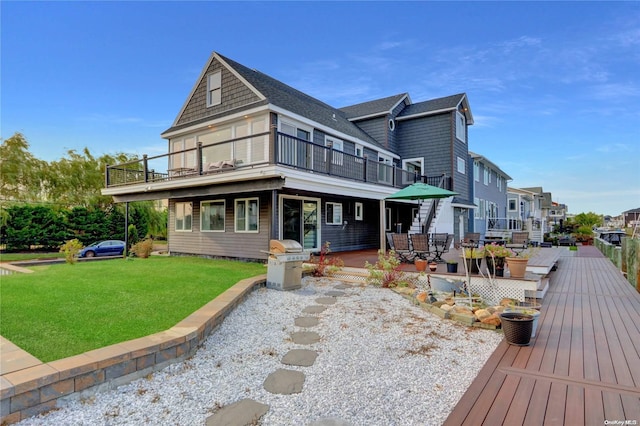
{"left": 2, "top": 205, "right": 68, "bottom": 251}
{"left": 0, "top": 132, "right": 46, "bottom": 202}
{"left": 574, "top": 212, "right": 602, "bottom": 229}
{"left": 65, "top": 206, "right": 109, "bottom": 245}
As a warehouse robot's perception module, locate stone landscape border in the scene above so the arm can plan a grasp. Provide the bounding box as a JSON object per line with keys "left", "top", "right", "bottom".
{"left": 0, "top": 275, "right": 266, "bottom": 425}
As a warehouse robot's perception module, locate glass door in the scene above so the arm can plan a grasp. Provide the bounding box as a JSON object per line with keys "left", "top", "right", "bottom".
{"left": 282, "top": 197, "right": 319, "bottom": 250}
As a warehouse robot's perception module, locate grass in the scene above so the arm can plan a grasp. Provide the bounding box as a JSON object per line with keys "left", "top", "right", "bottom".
{"left": 0, "top": 257, "right": 266, "bottom": 362}
{"left": 0, "top": 252, "right": 66, "bottom": 262}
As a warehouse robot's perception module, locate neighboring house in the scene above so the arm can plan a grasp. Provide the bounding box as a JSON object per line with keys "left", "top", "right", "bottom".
{"left": 102, "top": 52, "right": 474, "bottom": 260}
{"left": 622, "top": 208, "right": 640, "bottom": 229}
{"left": 505, "top": 187, "right": 545, "bottom": 243}
{"left": 547, "top": 201, "right": 568, "bottom": 232}
{"left": 469, "top": 151, "right": 511, "bottom": 240}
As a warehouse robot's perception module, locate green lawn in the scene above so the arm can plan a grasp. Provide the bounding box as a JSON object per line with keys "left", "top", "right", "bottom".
{"left": 0, "top": 257, "right": 266, "bottom": 362}
{"left": 0, "top": 252, "right": 66, "bottom": 262}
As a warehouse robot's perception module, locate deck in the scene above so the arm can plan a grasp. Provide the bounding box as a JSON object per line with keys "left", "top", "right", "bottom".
{"left": 444, "top": 247, "right": 640, "bottom": 426}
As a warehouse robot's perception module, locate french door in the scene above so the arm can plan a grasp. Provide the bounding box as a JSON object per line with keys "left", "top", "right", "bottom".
{"left": 281, "top": 197, "right": 320, "bottom": 251}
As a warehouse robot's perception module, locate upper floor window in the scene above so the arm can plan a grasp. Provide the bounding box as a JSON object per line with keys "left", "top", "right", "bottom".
{"left": 457, "top": 157, "right": 466, "bottom": 174}
{"left": 175, "top": 202, "right": 192, "bottom": 232}
{"left": 355, "top": 143, "right": 364, "bottom": 158}
{"left": 508, "top": 198, "right": 517, "bottom": 211}
{"left": 483, "top": 168, "right": 489, "bottom": 185}
{"left": 473, "top": 161, "right": 479, "bottom": 182}
{"left": 456, "top": 112, "right": 466, "bottom": 142}
{"left": 325, "top": 136, "right": 343, "bottom": 165}
{"left": 207, "top": 71, "right": 222, "bottom": 107}
{"left": 497, "top": 176, "right": 504, "bottom": 192}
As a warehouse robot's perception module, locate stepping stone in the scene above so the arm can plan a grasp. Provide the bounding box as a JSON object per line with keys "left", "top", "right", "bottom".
{"left": 315, "top": 296, "right": 337, "bottom": 305}
{"left": 302, "top": 305, "right": 327, "bottom": 314}
{"left": 281, "top": 349, "right": 318, "bottom": 367}
{"left": 295, "top": 316, "right": 319, "bottom": 327}
{"left": 290, "top": 331, "right": 321, "bottom": 345}
{"left": 205, "top": 398, "right": 269, "bottom": 426}
{"left": 334, "top": 284, "right": 352, "bottom": 290}
{"left": 308, "top": 419, "right": 353, "bottom": 426}
{"left": 263, "top": 368, "right": 305, "bottom": 394}
{"left": 325, "top": 290, "right": 346, "bottom": 297}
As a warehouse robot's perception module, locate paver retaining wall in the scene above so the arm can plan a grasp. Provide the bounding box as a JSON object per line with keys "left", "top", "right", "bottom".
{"left": 0, "top": 275, "right": 266, "bottom": 425}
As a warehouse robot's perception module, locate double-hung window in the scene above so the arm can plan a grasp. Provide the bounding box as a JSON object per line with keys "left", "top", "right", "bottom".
{"left": 325, "top": 137, "right": 343, "bottom": 165}
{"left": 175, "top": 202, "right": 192, "bottom": 231}
{"left": 201, "top": 200, "right": 225, "bottom": 232}
{"left": 207, "top": 71, "right": 222, "bottom": 107}
{"left": 235, "top": 198, "right": 258, "bottom": 232}
{"left": 326, "top": 202, "right": 342, "bottom": 225}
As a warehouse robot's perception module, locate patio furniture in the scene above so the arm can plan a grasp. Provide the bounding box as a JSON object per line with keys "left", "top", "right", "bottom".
{"left": 461, "top": 232, "right": 481, "bottom": 249}
{"left": 391, "top": 233, "right": 415, "bottom": 263}
{"left": 430, "top": 233, "right": 454, "bottom": 263}
{"left": 386, "top": 232, "right": 396, "bottom": 251}
{"left": 506, "top": 231, "right": 529, "bottom": 255}
{"left": 410, "top": 234, "right": 432, "bottom": 260}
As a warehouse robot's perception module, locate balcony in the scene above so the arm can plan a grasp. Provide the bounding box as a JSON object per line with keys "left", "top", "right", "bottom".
{"left": 105, "top": 132, "right": 452, "bottom": 191}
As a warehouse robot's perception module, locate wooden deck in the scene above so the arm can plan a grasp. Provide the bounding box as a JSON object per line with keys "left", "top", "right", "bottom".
{"left": 444, "top": 248, "right": 640, "bottom": 426}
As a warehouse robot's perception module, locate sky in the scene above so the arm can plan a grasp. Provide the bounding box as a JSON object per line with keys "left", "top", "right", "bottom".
{"left": 2, "top": 1, "right": 639, "bottom": 217}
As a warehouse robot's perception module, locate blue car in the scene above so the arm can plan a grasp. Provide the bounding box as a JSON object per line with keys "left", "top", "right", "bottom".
{"left": 79, "top": 240, "right": 126, "bottom": 258}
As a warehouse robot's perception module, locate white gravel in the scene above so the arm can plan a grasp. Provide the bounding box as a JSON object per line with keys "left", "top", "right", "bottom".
{"left": 17, "top": 277, "right": 502, "bottom": 426}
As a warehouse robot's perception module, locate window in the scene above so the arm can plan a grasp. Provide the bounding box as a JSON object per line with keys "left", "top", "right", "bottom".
{"left": 488, "top": 168, "right": 492, "bottom": 184}
{"left": 326, "top": 202, "right": 342, "bottom": 225}
{"left": 175, "top": 202, "right": 192, "bottom": 231}
{"left": 456, "top": 111, "right": 466, "bottom": 142}
{"left": 201, "top": 200, "right": 225, "bottom": 232}
{"left": 378, "top": 154, "right": 393, "bottom": 184}
{"left": 508, "top": 198, "right": 517, "bottom": 212}
{"left": 385, "top": 208, "right": 392, "bottom": 231}
{"left": 388, "top": 119, "right": 396, "bottom": 131}
{"left": 355, "top": 144, "right": 364, "bottom": 158}
{"left": 473, "top": 161, "right": 479, "bottom": 182}
{"left": 325, "top": 137, "right": 343, "bottom": 165}
{"left": 235, "top": 198, "right": 258, "bottom": 232}
{"left": 483, "top": 168, "right": 489, "bottom": 185}
{"left": 355, "top": 202, "right": 363, "bottom": 221}
{"left": 457, "top": 157, "right": 466, "bottom": 174}
{"left": 207, "top": 71, "right": 222, "bottom": 107}
{"left": 497, "top": 176, "right": 504, "bottom": 192}
{"left": 474, "top": 197, "right": 481, "bottom": 219}
{"left": 170, "top": 137, "right": 196, "bottom": 170}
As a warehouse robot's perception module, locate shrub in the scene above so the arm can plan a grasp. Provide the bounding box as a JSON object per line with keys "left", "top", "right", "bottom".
{"left": 311, "top": 241, "right": 344, "bottom": 277}
{"left": 365, "top": 249, "right": 418, "bottom": 288}
{"left": 59, "top": 239, "right": 83, "bottom": 264}
{"left": 131, "top": 238, "right": 153, "bottom": 258}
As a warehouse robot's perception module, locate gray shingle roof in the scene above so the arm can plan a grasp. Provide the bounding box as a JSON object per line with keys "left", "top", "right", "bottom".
{"left": 339, "top": 93, "right": 409, "bottom": 119}
{"left": 397, "top": 93, "right": 466, "bottom": 119}
{"left": 218, "top": 53, "right": 382, "bottom": 148}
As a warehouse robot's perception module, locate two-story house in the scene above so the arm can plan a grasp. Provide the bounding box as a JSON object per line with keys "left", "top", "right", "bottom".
{"left": 102, "top": 52, "right": 474, "bottom": 260}
{"left": 469, "top": 151, "right": 511, "bottom": 239}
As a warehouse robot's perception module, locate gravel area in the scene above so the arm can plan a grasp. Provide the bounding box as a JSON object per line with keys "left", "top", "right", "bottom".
{"left": 17, "top": 277, "right": 503, "bottom": 426}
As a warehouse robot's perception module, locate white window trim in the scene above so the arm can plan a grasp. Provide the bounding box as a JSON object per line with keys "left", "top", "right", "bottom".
{"left": 200, "top": 200, "right": 225, "bottom": 232}
{"left": 508, "top": 198, "right": 518, "bottom": 212}
{"left": 355, "top": 202, "right": 363, "bottom": 221}
{"left": 278, "top": 195, "right": 321, "bottom": 251}
{"left": 325, "top": 136, "right": 344, "bottom": 166}
{"left": 206, "top": 71, "right": 222, "bottom": 107}
{"left": 326, "top": 202, "right": 343, "bottom": 225}
{"left": 483, "top": 168, "right": 489, "bottom": 185}
{"left": 456, "top": 111, "right": 466, "bottom": 142}
{"left": 473, "top": 161, "right": 480, "bottom": 182}
{"left": 234, "top": 197, "right": 259, "bottom": 233}
{"left": 355, "top": 143, "right": 364, "bottom": 158}
{"left": 175, "top": 202, "right": 193, "bottom": 232}
{"left": 457, "top": 157, "right": 466, "bottom": 174}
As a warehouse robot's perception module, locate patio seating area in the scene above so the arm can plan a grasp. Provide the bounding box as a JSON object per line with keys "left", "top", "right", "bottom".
{"left": 386, "top": 233, "right": 454, "bottom": 264}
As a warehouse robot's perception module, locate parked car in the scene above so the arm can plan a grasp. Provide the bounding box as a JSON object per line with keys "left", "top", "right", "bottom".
{"left": 78, "top": 240, "right": 126, "bottom": 257}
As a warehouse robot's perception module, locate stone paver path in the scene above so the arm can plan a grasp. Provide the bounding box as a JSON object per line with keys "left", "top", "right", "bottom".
{"left": 294, "top": 316, "right": 319, "bottom": 327}
{"left": 205, "top": 398, "right": 269, "bottom": 426}
{"left": 302, "top": 305, "right": 327, "bottom": 314}
{"left": 263, "top": 369, "right": 305, "bottom": 395}
{"left": 281, "top": 349, "right": 318, "bottom": 367}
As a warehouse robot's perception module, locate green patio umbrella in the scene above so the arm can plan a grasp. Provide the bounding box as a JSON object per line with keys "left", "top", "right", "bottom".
{"left": 386, "top": 182, "right": 458, "bottom": 200}
{"left": 386, "top": 183, "right": 459, "bottom": 233}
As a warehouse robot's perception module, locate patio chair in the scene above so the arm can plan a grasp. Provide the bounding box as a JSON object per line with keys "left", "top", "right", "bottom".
{"left": 506, "top": 231, "right": 529, "bottom": 255}
{"left": 410, "top": 234, "right": 431, "bottom": 260}
{"left": 430, "top": 233, "right": 453, "bottom": 263}
{"left": 391, "top": 233, "right": 415, "bottom": 263}
{"left": 386, "top": 232, "right": 396, "bottom": 251}
{"left": 461, "top": 232, "right": 481, "bottom": 249}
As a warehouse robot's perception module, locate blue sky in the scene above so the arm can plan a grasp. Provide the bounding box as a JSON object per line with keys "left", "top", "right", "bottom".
{"left": 2, "top": 1, "right": 639, "bottom": 217}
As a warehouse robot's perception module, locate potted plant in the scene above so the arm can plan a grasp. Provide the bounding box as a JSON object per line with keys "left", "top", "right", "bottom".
{"left": 428, "top": 261, "right": 438, "bottom": 272}
{"left": 500, "top": 312, "right": 534, "bottom": 345}
{"left": 462, "top": 247, "right": 483, "bottom": 274}
{"left": 482, "top": 243, "right": 513, "bottom": 277}
{"left": 505, "top": 247, "right": 538, "bottom": 278}
{"left": 446, "top": 259, "right": 458, "bottom": 273}
{"left": 414, "top": 258, "right": 427, "bottom": 272}
{"left": 504, "top": 305, "right": 541, "bottom": 337}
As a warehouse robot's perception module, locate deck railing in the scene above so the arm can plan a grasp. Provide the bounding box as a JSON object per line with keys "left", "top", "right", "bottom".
{"left": 105, "top": 132, "right": 452, "bottom": 191}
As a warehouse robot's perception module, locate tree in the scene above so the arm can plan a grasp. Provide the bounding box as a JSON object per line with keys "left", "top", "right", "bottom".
{"left": 0, "top": 133, "right": 46, "bottom": 202}
{"left": 574, "top": 212, "right": 603, "bottom": 229}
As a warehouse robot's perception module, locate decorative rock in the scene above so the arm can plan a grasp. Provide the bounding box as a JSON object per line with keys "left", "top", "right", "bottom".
{"left": 481, "top": 314, "right": 502, "bottom": 326}
{"left": 295, "top": 316, "right": 319, "bottom": 327}
{"left": 263, "top": 368, "right": 305, "bottom": 395}
{"left": 444, "top": 297, "right": 455, "bottom": 305}
{"left": 432, "top": 300, "right": 447, "bottom": 308}
{"left": 290, "top": 331, "right": 321, "bottom": 344}
{"left": 452, "top": 306, "right": 474, "bottom": 316}
{"left": 205, "top": 398, "right": 269, "bottom": 426}
{"left": 281, "top": 349, "right": 318, "bottom": 367}
{"left": 302, "top": 305, "right": 327, "bottom": 314}
{"left": 474, "top": 309, "right": 492, "bottom": 321}
{"left": 325, "top": 290, "right": 346, "bottom": 297}
{"left": 440, "top": 304, "right": 454, "bottom": 311}
{"left": 315, "top": 296, "right": 337, "bottom": 305}
{"left": 416, "top": 292, "right": 428, "bottom": 303}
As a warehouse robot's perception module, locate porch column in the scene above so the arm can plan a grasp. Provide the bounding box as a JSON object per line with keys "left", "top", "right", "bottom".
{"left": 380, "top": 199, "right": 386, "bottom": 253}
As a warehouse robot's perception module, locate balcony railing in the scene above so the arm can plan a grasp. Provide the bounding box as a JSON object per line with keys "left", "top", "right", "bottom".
{"left": 105, "top": 131, "right": 452, "bottom": 191}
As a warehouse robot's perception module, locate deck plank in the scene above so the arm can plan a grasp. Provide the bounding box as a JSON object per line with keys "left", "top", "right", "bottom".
{"left": 445, "top": 254, "right": 640, "bottom": 425}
